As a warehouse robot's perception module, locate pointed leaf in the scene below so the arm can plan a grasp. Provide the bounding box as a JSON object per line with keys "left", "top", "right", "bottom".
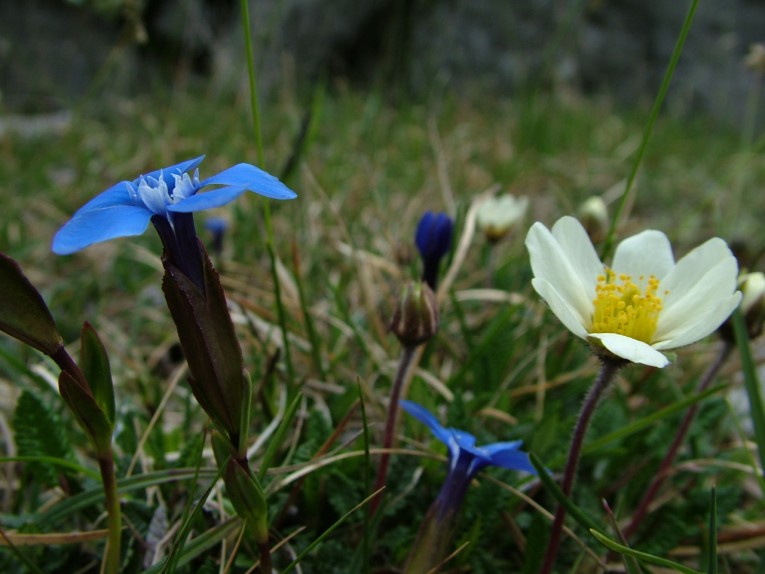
{"left": 58, "top": 370, "right": 112, "bottom": 453}
{"left": 0, "top": 252, "right": 63, "bottom": 355}
{"left": 80, "top": 323, "right": 116, "bottom": 426}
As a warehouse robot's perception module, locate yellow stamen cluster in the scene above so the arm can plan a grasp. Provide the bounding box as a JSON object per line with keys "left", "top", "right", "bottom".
{"left": 591, "top": 269, "right": 665, "bottom": 343}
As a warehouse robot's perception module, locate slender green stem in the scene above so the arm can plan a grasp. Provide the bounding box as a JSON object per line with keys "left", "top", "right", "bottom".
{"left": 601, "top": 0, "right": 699, "bottom": 259}
{"left": 732, "top": 309, "right": 765, "bottom": 493}
{"left": 240, "top": 0, "right": 264, "bottom": 166}
{"left": 623, "top": 342, "right": 732, "bottom": 540}
{"left": 239, "top": 0, "right": 294, "bottom": 384}
{"left": 97, "top": 448, "right": 121, "bottom": 574}
{"left": 371, "top": 344, "right": 419, "bottom": 516}
{"left": 539, "top": 358, "right": 622, "bottom": 574}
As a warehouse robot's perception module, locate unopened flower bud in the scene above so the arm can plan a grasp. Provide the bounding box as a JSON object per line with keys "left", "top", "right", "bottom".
{"left": 720, "top": 272, "right": 765, "bottom": 341}
{"left": 745, "top": 43, "right": 765, "bottom": 75}
{"left": 476, "top": 194, "right": 529, "bottom": 243}
{"left": 390, "top": 281, "right": 439, "bottom": 347}
{"left": 577, "top": 196, "right": 609, "bottom": 243}
{"left": 415, "top": 211, "right": 453, "bottom": 289}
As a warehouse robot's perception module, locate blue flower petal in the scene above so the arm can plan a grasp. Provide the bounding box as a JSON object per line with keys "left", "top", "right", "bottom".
{"left": 401, "top": 400, "right": 452, "bottom": 446}
{"left": 484, "top": 445, "right": 537, "bottom": 475}
{"left": 168, "top": 185, "right": 249, "bottom": 213}
{"left": 52, "top": 204, "right": 154, "bottom": 254}
{"left": 201, "top": 163, "right": 297, "bottom": 200}
{"left": 140, "top": 156, "right": 206, "bottom": 188}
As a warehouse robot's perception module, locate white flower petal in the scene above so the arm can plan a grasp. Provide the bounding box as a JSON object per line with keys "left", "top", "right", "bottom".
{"left": 588, "top": 333, "right": 670, "bottom": 367}
{"left": 612, "top": 230, "right": 674, "bottom": 280}
{"left": 654, "top": 292, "right": 741, "bottom": 350}
{"left": 660, "top": 238, "right": 736, "bottom": 313}
{"left": 531, "top": 278, "right": 589, "bottom": 339}
{"left": 526, "top": 219, "right": 599, "bottom": 324}
{"left": 551, "top": 217, "right": 604, "bottom": 300}
{"left": 656, "top": 255, "right": 739, "bottom": 341}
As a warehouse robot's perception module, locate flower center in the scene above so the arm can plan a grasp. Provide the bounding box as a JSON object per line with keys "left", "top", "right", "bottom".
{"left": 590, "top": 268, "right": 666, "bottom": 343}
{"left": 132, "top": 169, "right": 201, "bottom": 217}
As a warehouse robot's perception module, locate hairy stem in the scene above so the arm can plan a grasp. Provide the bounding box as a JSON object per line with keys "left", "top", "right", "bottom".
{"left": 539, "top": 358, "right": 622, "bottom": 574}
{"left": 371, "top": 344, "right": 418, "bottom": 516}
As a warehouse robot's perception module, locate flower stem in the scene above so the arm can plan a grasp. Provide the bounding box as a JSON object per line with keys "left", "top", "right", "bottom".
{"left": 371, "top": 344, "right": 418, "bottom": 516}
{"left": 97, "top": 448, "right": 121, "bottom": 574}
{"left": 622, "top": 342, "right": 733, "bottom": 541}
{"left": 258, "top": 540, "right": 273, "bottom": 573}
{"left": 539, "top": 358, "right": 622, "bottom": 574}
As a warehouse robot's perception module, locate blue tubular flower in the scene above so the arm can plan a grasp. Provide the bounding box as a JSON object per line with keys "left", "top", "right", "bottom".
{"left": 414, "top": 211, "right": 453, "bottom": 290}
{"left": 402, "top": 400, "right": 535, "bottom": 507}
{"left": 51, "top": 156, "right": 296, "bottom": 255}
{"left": 402, "top": 400, "right": 535, "bottom": 572}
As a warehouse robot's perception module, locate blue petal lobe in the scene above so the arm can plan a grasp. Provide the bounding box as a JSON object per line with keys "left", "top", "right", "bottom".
{"left": 52, "top": 204, "right": 154, "bottom": 254}
{"left": 485, "top": 447, "right": 537, "bottom": 474}
{"left": 69, "top": 181, "right": 136, "bottom": 211}
{"left": 400, "top": 400, "right": 452, "bottom": 446}
{"left": 201, "top": 163, "right": 297, "bottom": 200}
{"left": 139, "top": 156, "right": 206, "bottom": 188}
{"left": 167, "top": 185, "right": 249, "bottom": 213}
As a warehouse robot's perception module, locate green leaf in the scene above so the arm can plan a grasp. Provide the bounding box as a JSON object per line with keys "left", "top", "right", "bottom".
{"left": 12, "top": 390, "right": 77, "bottom": 488}
{"left": 589, "top": 529, "right": 704, "bottom": 574}
{"left": 79, "top": 322, "right": 115, "bottom": 427}
{"left": 0, "top": 252, "right": 62, "bottom": 355}
{"left": 161, "top": 248, "right": 247, "bottom": 441}
{"left": 732, "top": 308, "right": 765, "bottom": 496}
{"left": 58, "top": 370, "right": 112, "bottom": 453}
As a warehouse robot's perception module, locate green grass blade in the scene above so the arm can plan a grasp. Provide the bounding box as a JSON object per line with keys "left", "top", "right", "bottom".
{"left": 162, "top": 430, "right": 218, "bottom": 574}
{"left": 529, "top": 452, "right": 600, "bottom": 533}
{"left": 0, "top": 455, "right": 99, "bottom": 481}
{"left": 281, "top": 488, "right": 384, "bottom": 573}
{"left": 258, "top": 392, "right": 303, "bottom": 482}
{"left": 143, "top": 519, "right": 241, "bottom": 574}
{"left": 602, "top": 0, "right": 700, "bottom": 258}
{"left": 590, "top": 529, "right": 704, "bottom": 574}
{"left": 732, "top": 308, "right": 765, "bottom": 496}
{"left": 239, "top": 0, "right": 263, "bottom": 166}
{"left": 569, "top": 383, "right": 726, "bottom": 464}
{"left": 358, "top": 380, "right": 372, "bottom": 574}
{"left": 707, "top": 487, "right": 717, "bottom": 574}
{"left": 37, "top": 468, "right": 219, "bottom": 525}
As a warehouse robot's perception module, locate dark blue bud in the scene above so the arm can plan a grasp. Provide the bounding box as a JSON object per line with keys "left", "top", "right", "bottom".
{"left": 415, "top": 211, "right": 453, "bottom": 290}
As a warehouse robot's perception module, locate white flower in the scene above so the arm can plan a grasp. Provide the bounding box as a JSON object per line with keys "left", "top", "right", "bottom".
{"left": 739, "top": 272, "right": 765, "bottom": 315}
{"left": 525, "top": 216, "right": 742, "bottom": 368}
{"left": 477, "top": 194, "right": 529, "bottom": 241}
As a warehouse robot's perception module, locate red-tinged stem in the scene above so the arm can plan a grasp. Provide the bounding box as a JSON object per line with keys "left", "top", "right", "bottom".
{"left": 539, "top": 358, "right": 622, "bottom": 574}
{"left": 622, "top": 342, "right": 733, "bottom": 541}
{"left": 371, "top": 344, "right": 418, "bottom": 516}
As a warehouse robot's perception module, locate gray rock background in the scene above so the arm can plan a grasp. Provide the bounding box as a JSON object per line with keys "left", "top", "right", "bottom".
{"left": 2, "top": 0, "right": 765, "bottom": 130}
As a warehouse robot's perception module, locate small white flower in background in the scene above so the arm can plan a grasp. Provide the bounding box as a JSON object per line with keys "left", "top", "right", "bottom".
{"left": 476, "top": 194, "right": 529, "bottom": 242}
{"left": 577, "top": 196, "right": 609, "bottom": 243}
{"left": 739, "top": 272, "right": 765, "bottom": 315}
{"left": 745, "top": 43, "right": 765, "bottom": 74}
{"left": 525, "top": 216, "right": 741, "bottom": 368}
{"left": 737, "top": 271, "right": 765, "bottom": 338}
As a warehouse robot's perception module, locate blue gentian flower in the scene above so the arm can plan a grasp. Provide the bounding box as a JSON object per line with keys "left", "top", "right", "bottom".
{"left": 402, "top": 399, "right": 535, "bottom": 571}
{"left": 402, "top": 400, "right": 535, "bottom": 507}
{"left": 52, "top": 156, "right": 295, "bottom": 255}
{"left": 414, "top": 211, "right": 453, "bottom": 289}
